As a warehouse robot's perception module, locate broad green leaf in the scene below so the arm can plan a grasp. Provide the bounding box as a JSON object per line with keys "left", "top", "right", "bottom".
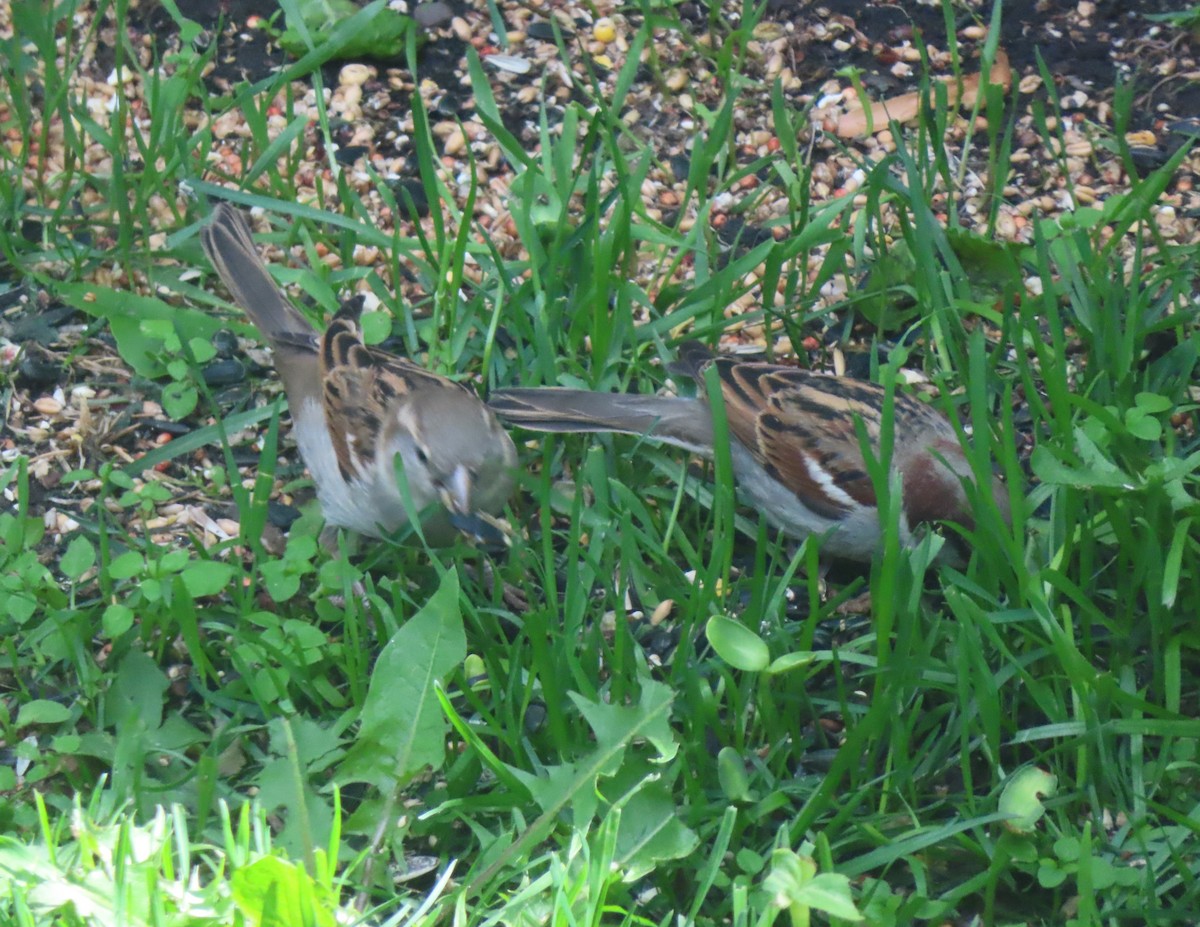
{"left": 1124, "top": 408, "right": 1162, "bottom": 441}
{"left": 111, "top": 651, "right": 168, "bottom": 734}
{"left": 797, "top": 873, "right": 864, "bottom": 920}
{"left": 614, "top": 783, "right": 700, "bottom": 880}
{"left": 279, "top": 0, "right": 413, "bottom": 59}
{"left": 358, "top": 310, "right": 391, "bottom": 345}
{"left": 161, "top": 381, "right": 198, "bottom": 421}
{"left": 1030, "top": 442, "right": 1135, "bottom": 490}
{"left": 339, "top": 569, "right": 466, "bottom": 789}
{"left": 1054, "top": 836, "right": 1081, "bottom": 862}
{"left": 573, "top": 678, "right": 678, "bottom": 765}
{"left": 1135, "top": 392, "right": 1173, "bottom": 414}
{"left": 17, "top": 700, "right": 72, "bottom": 726}
{"left": 58, "top": 284, "right": 224, "bottom": 378}
{"left": 259, "top": 560, "right": 302, "bottom": 603}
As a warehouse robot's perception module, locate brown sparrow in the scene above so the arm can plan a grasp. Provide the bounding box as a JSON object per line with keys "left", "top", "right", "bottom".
{"left": 200, "top": 204, "right": 517, "bottom": 546}
{"left": 489, "top": 342, "right": 1010, "bottom": 562}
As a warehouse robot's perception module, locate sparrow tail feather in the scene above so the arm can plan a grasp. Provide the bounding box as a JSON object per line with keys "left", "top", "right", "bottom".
{"left": 200, "top": 204, "right": 317, "bottom": 343}
{"left": 488, "top": 388, "right": 714, "bottom": 454}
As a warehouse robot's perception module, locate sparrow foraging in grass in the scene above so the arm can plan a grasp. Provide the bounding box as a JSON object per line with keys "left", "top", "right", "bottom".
{"left": 489, "top": 342, "right": 1011, "bottom": 563}
{"left": 200, "top": 204, "right": 517, "bottom": 547}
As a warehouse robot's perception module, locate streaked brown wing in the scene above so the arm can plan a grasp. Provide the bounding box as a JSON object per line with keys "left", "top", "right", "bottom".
{"left": 679, "top": 342, "right": 966, "bottom": 519}
{"left": 320, "top": 316, "right": 478, "bottom": 482}
{"left": 706, "top": 359, "right": 952, "bottom": 517}
{"left": 682, "top": 354, "right": 863, "bottom": 515}
{"left": 756, "top": 373, "right": 884, "bottom": 515}
{"left": 699, "top": 356, "right": 773, "bottom": 455}
{"left": 321, "top": 319, "right": 385, "bottom": 483}
{"left": 366, "top": 347, "right": 478, "bottom": 399}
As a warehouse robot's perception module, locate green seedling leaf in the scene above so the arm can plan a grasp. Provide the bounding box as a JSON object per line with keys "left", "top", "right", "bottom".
{"left": 764, "top": 849, "right": 863, "bottom": 921}
{"left": 148, "top": 321, "right": 183, "bottom": 353}
{"left": 102, "top": 603, "right": 135, "bottom": 638}
{"left": 6, "top": 595, "right": 36, "bottom": 624}
{"left": 188, "top": 337, "right": 217, "bottom": 364}
{"left": 316, "top": 551, "right": 361, "bottom": 595}
{"left": 180, "top": 561, "right": 236, "bottom": 598}
{"left": 1135, "top": 392, "right": 1174, "bottom": 414}
{"left": 161, "top": 381, "right": 199, "bottom": 421}
{"left": 156, "top": 549, "right": 190, "bottom": 576}
{"left": 999, "top": 766, "right": 1057, "bottom": 833}
{"left": 358, "top": 310, "right": 391, "bottom": 345}
{"left": 1124, "top": 407, "right": 1162, "bottom": 441}
{"left": 1056, "top": 206, "right": 1104, "bottom": 230}
{"left": 1004, "top": 832, "right": 1039, "bottom": 864}
{"left": 1038, "top": 860, "right": 1069, "bottom": 888}
{"left": 111, "top": 650, "right": 168, "bottom": 734}
{"left": 1125, "top": 393, "right": 1173, "bottom": 441}
{"left": 1054, "top": 835, "right": 1081, "bottom": 862}
{"left": 108, "top": 551, "right": 145, "bottom": 580}
{"left": 737, "top": 848, "right": 767, "bottom": 875}
{"left": 260, "top": 534, "right": 321, "bottom": 602}
{"left": 706, "top": 615, "right": 770, "bottom": 671}
{"left": 259, "top": 561, "right": 301, "bottom": 603}
{"left": 59, "top": 535, "right": 95, "bottom": 580}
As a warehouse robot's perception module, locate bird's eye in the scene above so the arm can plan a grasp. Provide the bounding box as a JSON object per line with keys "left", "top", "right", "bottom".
{"left": 415, "top": 447, "right": 430, "bottom": 465}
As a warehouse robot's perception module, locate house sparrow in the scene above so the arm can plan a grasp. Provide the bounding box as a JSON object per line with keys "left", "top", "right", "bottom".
{"left": 489, "top": 342, "right": 1010, "bottom": 562}
{"left": 200, "top": 204, "right": 517, "bottom": 546}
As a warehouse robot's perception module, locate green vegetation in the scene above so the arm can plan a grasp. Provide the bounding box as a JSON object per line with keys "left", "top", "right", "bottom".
{"left": 1, "top": 0, "right": 1198, "bottom": 924}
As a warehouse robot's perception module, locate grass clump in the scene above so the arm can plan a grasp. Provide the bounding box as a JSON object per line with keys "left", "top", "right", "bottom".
{"left": 2, "top": 0, "right": 1199, "bottom": 924}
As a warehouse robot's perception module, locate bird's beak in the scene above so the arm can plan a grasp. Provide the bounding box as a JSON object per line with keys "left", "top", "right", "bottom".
{"left": 441, "top": 464, "right": 511, "bottom": 548}
{"left": 440, "top": 463, "right": 473, "bottom": 515}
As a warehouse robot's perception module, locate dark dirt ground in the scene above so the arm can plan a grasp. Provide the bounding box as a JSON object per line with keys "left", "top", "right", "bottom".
{"left": 134, "top": 0, "right": 1200, "bottom": 131}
